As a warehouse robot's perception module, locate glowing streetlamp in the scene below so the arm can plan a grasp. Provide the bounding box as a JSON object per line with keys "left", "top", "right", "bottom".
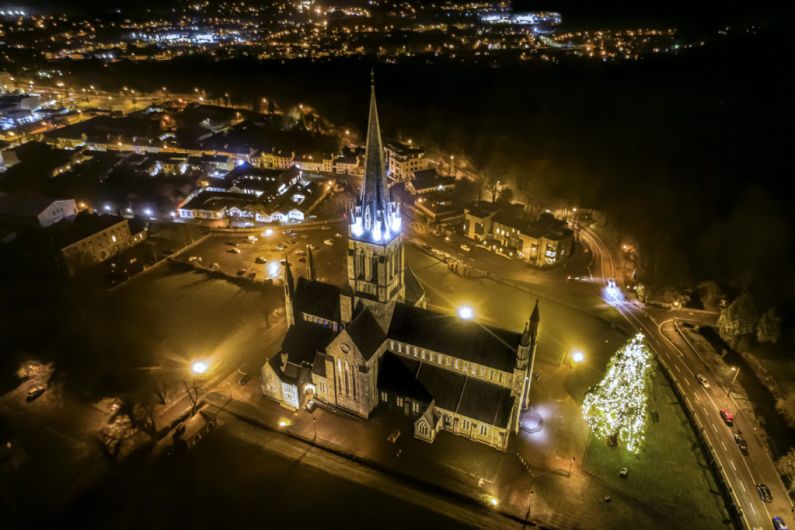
{"left": 726, "top": 366, "right": 739, "bottom": 396}
{"left": 191, "top": 361, "right": 208, "bottom": 375}
{"left": 457, "top": 306, "right": 474, "bottom": 320}
{"left": 571, "top": 351, "right": 585, "bottom": 364}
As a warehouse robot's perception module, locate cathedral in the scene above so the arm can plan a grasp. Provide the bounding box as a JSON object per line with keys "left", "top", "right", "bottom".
{"left": 260, "top": 76, "right": 540, "bottom": 451}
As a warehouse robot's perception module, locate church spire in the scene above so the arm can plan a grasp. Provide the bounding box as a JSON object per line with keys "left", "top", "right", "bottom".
{"left": 350, "top": 69, "right": 400, "bottom": 243}
{"left": 306, "top": 244, "right": 316, "bottom": 281}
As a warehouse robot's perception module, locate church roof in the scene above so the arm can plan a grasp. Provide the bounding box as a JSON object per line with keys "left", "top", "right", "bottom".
{"left": 346, "top": 307, "right": 386, "bottom": 360}
{"left": 415, "top": 362, "right": 514, "bottom": 429}
{"left": 279, "top": 319, "right": 336, "bottom": 366}
{"left": 294, "top": 276, "right": 341, "bottom": 322}
{"left": 377, "top": 352, "right": 432, "bottom": 403}
{"left": 387, "top": 304, "right": 521, "bottom": 372}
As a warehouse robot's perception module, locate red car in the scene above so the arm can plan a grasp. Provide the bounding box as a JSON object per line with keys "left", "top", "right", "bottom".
{"left": 720, "top": 408, "right": 734, "bottom": 426}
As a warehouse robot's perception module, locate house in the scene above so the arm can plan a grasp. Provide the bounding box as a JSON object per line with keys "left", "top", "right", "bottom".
{"left": 0, "top": 194, "right": 78, "bottom": 228}
{"left": 261, "top": 79, "right": 539, "bottom": 451}
{"left": 407, "top": 168, "right": 456, "bottom": 195}
{"left": 55, "top": 212, "right": 147, "bottom": 275}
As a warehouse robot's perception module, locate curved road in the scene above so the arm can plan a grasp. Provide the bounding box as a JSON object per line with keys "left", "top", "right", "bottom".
{"left": 581, "top": 226, "right": 792, "bottom": 530}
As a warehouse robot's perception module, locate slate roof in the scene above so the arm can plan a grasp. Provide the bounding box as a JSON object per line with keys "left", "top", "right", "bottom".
{"left": 0, "top": 194, "right": 70, "bottom": 218}
{"left": 387, "top": 304, "right": 521, "bottom": 372}
{"left": 457, "top": 377, "right": 515, "bottom": 428}
{"left": 377, "top": 352, "right": 432, "bottom": 402}
{"left": 279, "top": 320, "right": 336, "bottom": 366}
{"left": 346, "top": 308, "right": 386, "bottom": 360}
{"left": 413, "top": 362, "right": 514, "bottom": 429}
{"left": 52, "top": 212, "right": 127, "bottom": 248}
{"left": 294, "top": 277, "right": 341, "bottom": 322}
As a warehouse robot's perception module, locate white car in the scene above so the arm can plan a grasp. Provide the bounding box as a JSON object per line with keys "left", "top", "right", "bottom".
{"left": 460, "top": 244, "right": 471, "bottom": 252}
{"left": 323, "top": 239, "right": 334, "bottom": 246}
{"left": 696, "top": 374, "right": 710, "bottom": 389}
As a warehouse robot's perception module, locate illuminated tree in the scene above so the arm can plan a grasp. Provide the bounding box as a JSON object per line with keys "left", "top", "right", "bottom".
{"left": 582, "top": 333, "right": 655, "bottom": 453}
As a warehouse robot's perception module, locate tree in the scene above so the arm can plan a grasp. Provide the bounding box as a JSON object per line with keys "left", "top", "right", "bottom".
{"left": 717, "top": 292, "right": 758, "bottom": 346}
{"left": 697, "top": 280, "right": 722, "bottom": 311}
{"left": 582, "top": 333, "right": 656, "bottom": 453}
{"left": 777, "top": 447, "right": 795, "bottom": 494}
{"left": 756, "top": 308, "right": 781, "bottom": 344}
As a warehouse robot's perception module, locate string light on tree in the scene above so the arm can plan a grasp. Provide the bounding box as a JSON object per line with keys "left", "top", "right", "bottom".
{"left": 582, "top": 333, "right": 655, "bottom": 453}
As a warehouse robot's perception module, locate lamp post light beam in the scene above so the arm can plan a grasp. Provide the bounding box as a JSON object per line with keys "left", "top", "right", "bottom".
{"left": 726, "top": 366, "right": 739, "bottom": 397}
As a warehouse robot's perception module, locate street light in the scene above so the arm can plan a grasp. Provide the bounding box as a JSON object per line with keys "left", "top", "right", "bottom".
{"left": 571, "top": 351, "right": 585, "bottom": 364}
{"left": 726, "top": 366, "right": 739, "bottom": 396}
{"left": 191, "top": 361, "right": 208, "bottom": 375}
{"left": 457, "top": 306, "right": 474, "bottom": 320}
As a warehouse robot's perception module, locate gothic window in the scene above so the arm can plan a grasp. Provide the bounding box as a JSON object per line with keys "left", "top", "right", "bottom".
{"left": 397, "top": 397, "right": 404, "bottom": 407}
{"left": 480, "top": 424, "right": 488, "bottom": 436}
{"left": 462, "top": 419, "right": 470, "bottom": 431}
{"left": 380, "top": 391, "right": 388, "bottom": 402}
{"left": 412, "top": 401, "right": 420, "bottom": 414}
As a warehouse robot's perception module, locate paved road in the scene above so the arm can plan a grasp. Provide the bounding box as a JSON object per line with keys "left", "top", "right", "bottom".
{"left": 582, "top": 226, "right": 792, "bottom": 530}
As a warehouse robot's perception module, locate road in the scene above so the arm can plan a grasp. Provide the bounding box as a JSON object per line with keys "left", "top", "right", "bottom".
{"left": 582, "top": 226, "right": 792, "bottom": 530}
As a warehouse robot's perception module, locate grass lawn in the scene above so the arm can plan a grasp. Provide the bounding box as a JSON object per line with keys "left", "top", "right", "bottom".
{"left": 583, "top": 366, "right": 732, "bottom": 529}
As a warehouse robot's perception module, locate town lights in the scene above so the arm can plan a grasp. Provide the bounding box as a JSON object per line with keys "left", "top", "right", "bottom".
{"left": 457, "top": 306, "right": 474, "bottom": 320}
{"left": 571, "top": 351, "right": 585, "bottom": 364}
{"left": 191, "top": 361, "right": 208, "bottom": 375}
{"left": 278, "top": 418, "right": 291, "bottom": 428}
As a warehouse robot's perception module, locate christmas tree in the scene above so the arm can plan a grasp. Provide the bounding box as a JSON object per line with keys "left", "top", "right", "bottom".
{"left": 582, "top": 333, "right": 655, "bottom": 453}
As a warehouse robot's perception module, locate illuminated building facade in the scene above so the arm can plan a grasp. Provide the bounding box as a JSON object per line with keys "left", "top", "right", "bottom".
{"left": 261, "top": 76, "right": 539, "bottom": 451}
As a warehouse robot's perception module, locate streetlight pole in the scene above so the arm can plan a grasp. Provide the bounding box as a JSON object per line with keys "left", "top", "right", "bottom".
{"left": 313, "top": 416, "right": 317, "bottom": 441}
{"left": 726, "top": 367, "right": 740, "bottom": 397}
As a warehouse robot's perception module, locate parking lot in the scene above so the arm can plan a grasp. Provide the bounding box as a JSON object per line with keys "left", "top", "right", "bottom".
{"left": 177, "top": 221, "right": 349, "bottom": 286}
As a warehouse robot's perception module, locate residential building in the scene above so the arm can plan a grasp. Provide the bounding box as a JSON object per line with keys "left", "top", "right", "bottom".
{"left": 0, "top": 194, "right": 77, "bottom": 228}
{"left": 407, "top": 168, "right": 456, "bottom": 195}
{"left": 261, "top": 79, "right": 539, "bottom": 451}
{"left": 384, "top": 141, "right": 431, "bottom": 181}
{"left": 56, "top": 213, "right": 147, "bottom": 275}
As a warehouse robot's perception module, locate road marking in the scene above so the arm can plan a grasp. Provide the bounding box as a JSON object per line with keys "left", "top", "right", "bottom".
{"left": 730, "top": 460, "right": 737, "bottom": 471}
{"left": 721, "top": 441, "right": 727, "bottom": 452}
{"left": 711, "top": 423, "right": 718, "bottom": 433}
{"left": 683, "top": 378, "right": 690, "bottom": 387}
{"left": 750, "top": 503, "right": 757, "bottom": 516}
{"left": 740, "top": 482, "right": 747, "bottom": 492}
{"left": 674, "top": 364, "right": 681, "bottom": 373}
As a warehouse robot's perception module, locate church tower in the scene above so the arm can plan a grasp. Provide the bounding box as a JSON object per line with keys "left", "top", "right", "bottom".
{"left": 284, "top": 259, "right": 297, "bottom": 328}
{"left": 347, "top": 72, "right": 405, "bottom": 316}
{"left": 511, "top": 300, "right": 540, "bottom": 432}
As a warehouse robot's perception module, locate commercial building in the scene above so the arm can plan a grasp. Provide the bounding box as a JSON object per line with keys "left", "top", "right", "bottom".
{"left": 463, "top": 201, "right": 574, "bottom": 266}
{"left": 261, "top": 79, "right": 540, "bottom": 451}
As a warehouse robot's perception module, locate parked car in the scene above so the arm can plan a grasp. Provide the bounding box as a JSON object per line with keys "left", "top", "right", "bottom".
{"left": 460, "top": 244, "right": 471, "bottom": 252}
{"left": 247, "top": 235, "right": 258, "bottom": 243}
{"left": 334, "top": 232, "right": 343, "bottom": 238}
{"left": 25, "top": 385, "right": 46, "bottom": 402}
{"left": 422, "top": 244, "right": 433, "bottom": 252}
{"left": 238, "top": 374, "right": 251, "bottom": 386}
{"left": 188, "top": 256, "right": 199, "bottom": 262}
{"left": 227, "top": 248, "right": 241, "bottom": 254}
{"left": 567, "top": 274, "right": 583, "bottom": 281}
{"left": 307, "top": 244, "right": 318, "bottom": 250}
{"left": 719, "top": 408, "right": 734, "bottom": 426}
{"left": 285, "top": 239, "right": 296, "bottom": 245}
{"left": 255, "top": 256, "right": 267, "bottom": 264}
{"left": 295, "top": 250, "right": 306, "bottom": 256}
{"left": 324, "top": 239, "right": 334, "bottom": 246}
{"left": 387, "top": 429, "right": 401, "bottom": 443}
{"left": 756, "top": 483, "right": 772, "bottom": 503}
{"left": 773, "top": 516, "right": 789, "bottom": 530}
{"left": 733, "top": 433, "right": 748, "bottom": 454}
{"left": 696, "top": 373, "right": 710, "bottom": 388}
{"left": 236, "top": 268, "right": 247, "bottom": 276}
{"left": 227, "top": 241, "right": 240, "bottom": 247}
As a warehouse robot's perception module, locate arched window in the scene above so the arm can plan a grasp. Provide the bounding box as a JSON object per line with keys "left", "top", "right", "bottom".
{"left": 344, "top": 360, "right": 351, "bottom": 397}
